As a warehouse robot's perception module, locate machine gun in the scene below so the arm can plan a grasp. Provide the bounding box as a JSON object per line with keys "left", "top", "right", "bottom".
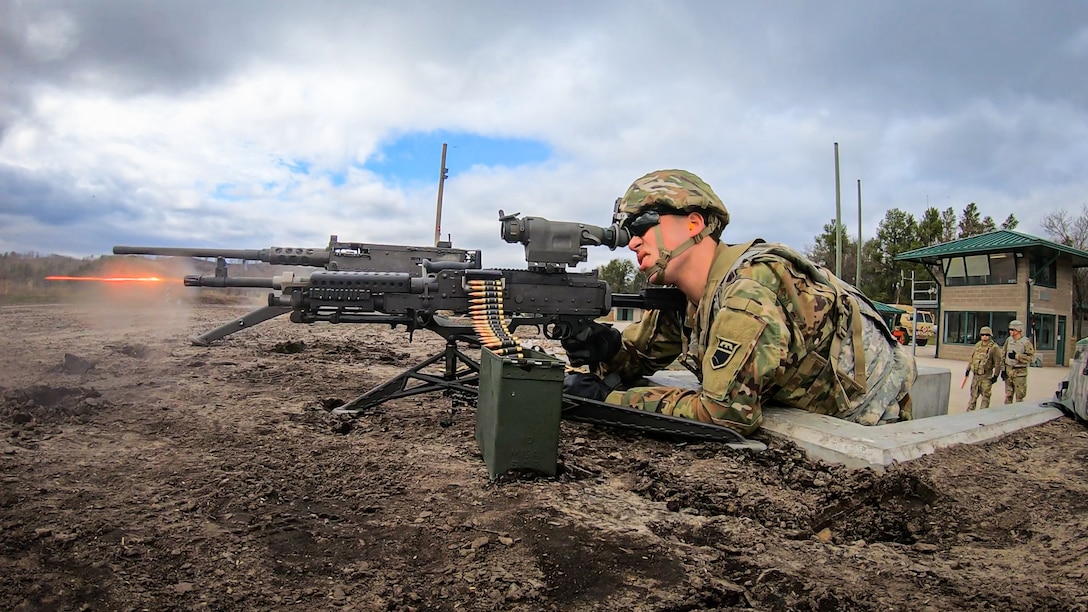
{"left": 114, "top": 212, "right": 759, "bottom": 447}
{"left": 114, "top": 236, "right": 479, "bottom": 345}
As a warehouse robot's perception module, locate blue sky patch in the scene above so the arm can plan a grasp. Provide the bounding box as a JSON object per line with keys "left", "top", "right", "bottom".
{"left": 212, "top": 182, "right": 240, "bottom": 201}
{"left": 279, "top": 158, "right": 311, "bottom": 175}
{"left": 362, "top": 131, "right": 551, "bottom": 185}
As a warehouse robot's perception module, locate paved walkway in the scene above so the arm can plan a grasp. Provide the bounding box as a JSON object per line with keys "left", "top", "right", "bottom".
{"left": 909, "top": 344, "right": 1068, "bottom": 415}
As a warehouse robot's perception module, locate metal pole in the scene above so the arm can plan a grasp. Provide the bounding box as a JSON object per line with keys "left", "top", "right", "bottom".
{"left": 434, "top": 143, "right": 449, "bottom": 247}
{"left": 834, "top": 143, "right": 842, "bottom": 277}
{"left": 911, "top": 271, "right": 918, "bottom": 357}
{"left": 856, "top": 178, "right": 862, "bottom": 287}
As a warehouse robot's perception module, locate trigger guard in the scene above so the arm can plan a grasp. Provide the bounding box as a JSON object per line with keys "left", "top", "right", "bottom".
{"left": 545, "top": 320, "right": 573, "bottom": 340}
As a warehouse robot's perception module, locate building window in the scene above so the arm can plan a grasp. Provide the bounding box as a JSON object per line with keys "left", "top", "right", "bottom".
{"left": 1033, "top": 314, "right": 1056, "bottom": 350}
{"left": 942, "top": 253, "right": 1018, "bottom": 286}
{"left": 943, "top": 311, "right": 1017, "bottom": 345}
{"left": 1030, "top": 256, "right": 1057, "bottom": 288}
{"left": 615, "top": 307, "right": 635, "bottom": 322}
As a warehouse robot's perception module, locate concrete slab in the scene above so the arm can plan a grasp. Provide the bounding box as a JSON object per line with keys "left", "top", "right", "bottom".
{"left": 760, "top": 403, "right": 1065, "bottom": 471}
{"left": 647, "top": 367, "right": 1065, "bottom": 471}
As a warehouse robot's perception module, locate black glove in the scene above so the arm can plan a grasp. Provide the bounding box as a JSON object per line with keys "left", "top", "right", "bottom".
{"left": 561, "top": 322, "right": 622, "bottom": 367}
{"left": 965, "top": 368, "right": 970, "bottom": 377}
{"left": 563, "top": 372, "right": 612, "bottom": 401}
{"left": 1001, "top": 371, "right": 1008, "bottom": 381}
{"left": 1008, "top": 351, "right": 1016, "bottom": 359}
{"left": 991, "top": 375, "right": 998, "bottom": 384}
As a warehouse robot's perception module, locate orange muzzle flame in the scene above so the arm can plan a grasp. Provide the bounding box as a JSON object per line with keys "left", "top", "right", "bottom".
{"left": 45, "top": 276, "right": 176, "bottom": 283}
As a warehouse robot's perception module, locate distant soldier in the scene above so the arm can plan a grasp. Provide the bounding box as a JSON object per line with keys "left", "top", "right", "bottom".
{"left": 965, "top": 326, "right": 1002, "bottom": 410}
{"left": 1002, "top": 319, "right": 1036, "bottom": 404}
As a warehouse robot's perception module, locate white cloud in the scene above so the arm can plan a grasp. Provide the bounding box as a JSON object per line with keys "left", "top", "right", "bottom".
{"left": 0, "top": 0, "right": 1085, "bottom": 275}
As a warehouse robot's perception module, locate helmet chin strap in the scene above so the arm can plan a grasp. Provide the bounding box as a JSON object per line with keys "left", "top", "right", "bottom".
{"left": 644, "top": 223, "right": 712, "bottom": 285}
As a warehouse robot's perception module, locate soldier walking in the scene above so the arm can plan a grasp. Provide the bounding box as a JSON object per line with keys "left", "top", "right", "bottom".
{"left": 965, "top": 326, "right": 1002, "bottom": 410}
{"left": 1003, "top": 319, "right": 1036, "bottom": 404}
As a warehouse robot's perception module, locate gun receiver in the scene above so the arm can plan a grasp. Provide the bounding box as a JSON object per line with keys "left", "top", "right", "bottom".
{"left": 187, "top": 268, "right": 613, "bottom": 338}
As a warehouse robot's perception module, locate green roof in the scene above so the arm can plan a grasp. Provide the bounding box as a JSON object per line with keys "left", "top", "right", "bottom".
{"left": 895, "top": 230, "right": 1088, "bottom": 267}
{"left": 873, "top": 301, "right": 906, "bottom": 315}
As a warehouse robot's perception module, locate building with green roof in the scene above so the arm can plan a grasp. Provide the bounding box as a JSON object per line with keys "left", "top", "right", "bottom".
{"left": 896, "top": 229, "right": 1088, "bottom": 366}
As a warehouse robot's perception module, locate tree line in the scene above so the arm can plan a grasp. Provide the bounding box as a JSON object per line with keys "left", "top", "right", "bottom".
{"left": 804, "top": 203, "right": 1018, "bottom": 304}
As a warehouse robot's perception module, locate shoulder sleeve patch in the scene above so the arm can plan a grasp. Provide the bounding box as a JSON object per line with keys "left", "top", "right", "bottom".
{"left": 701, "top": 302, "right": 769, "bottom": 402}
{"left": 711, "top": 337, "right": 742, "bottom": 369}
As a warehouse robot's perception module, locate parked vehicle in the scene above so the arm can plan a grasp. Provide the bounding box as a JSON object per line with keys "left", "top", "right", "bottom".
{"left": 888, "top": 304, "right": 935, "bottom": 346}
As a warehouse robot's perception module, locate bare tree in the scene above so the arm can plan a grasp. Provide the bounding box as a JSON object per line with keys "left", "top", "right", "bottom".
{"left": 1041, "top": 205, "right": 1088, "bottom": 339}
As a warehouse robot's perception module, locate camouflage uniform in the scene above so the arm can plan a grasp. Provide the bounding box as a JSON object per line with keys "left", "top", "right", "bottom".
{"left": 966, "top": 334, "right": 1002, "bottom": 410}
{"left": 1003, "top": 324, "right": 1035, "bottom": 403}
{"left": 596, "top": 170, "right": 916, "bottom": 435}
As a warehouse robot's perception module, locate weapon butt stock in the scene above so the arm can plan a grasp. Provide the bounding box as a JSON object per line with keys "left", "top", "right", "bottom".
{"left": 612, "top": 287, "right": 688, "bottom": 312}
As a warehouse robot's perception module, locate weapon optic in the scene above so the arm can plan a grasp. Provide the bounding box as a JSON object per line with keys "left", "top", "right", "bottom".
{"left": 498, "top": 210, "right": 630, "bottom": 271}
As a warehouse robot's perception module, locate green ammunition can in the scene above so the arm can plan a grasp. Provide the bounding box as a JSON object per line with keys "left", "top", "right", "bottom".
{"left": 475, "top": 347, "right": 565, "bottom": 479}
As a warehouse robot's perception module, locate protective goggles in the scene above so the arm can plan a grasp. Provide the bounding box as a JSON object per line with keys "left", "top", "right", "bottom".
{"left": 623, "top": 210, "right": 663, "bottom": 238}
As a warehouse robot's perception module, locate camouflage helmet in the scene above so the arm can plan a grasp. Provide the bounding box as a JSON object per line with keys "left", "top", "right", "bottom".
{"left": 980, "top": 326, "right": 993, "bottom": 336}
{"left": 1009, "top": 320, "right": 1024, "bottom": 331}
{"left": 617, "top": 170, "right": 730, "bottom": 239}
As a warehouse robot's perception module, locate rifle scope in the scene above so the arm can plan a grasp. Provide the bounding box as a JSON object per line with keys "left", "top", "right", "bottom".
{"left": 498, "top": 211, "right": 631, "bottom": 270}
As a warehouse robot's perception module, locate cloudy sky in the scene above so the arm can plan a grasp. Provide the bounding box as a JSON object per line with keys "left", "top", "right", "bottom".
{"left": 2, "top": 1, "right": 1087, "bottom": 270}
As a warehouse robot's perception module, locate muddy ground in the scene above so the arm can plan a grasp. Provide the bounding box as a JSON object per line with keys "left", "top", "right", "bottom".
{"left": 2, "top": 292, "right": 1087, "bottom": 611}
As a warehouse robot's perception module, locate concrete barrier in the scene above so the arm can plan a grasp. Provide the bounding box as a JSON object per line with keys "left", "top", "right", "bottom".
{"left": 912, "top": 366, "right": 950, "bottom": 419}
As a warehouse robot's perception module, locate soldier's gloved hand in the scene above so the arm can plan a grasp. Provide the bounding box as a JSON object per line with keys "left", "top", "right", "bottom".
{"left": 1001, "top": 371, "right": 1008, "bottom": 381}
{"left": 561, "top": 322, "right": 622, "bottom": 367}
{"left": 1008, "top": 351, "right": 1016, "bottom": 359}
{"left": 563, "top": 372, "right": 611, "bottom": 401}
{"left": 964, "top": 368, "right": 970, "bottom": 377}
{"left": 991, "top": 375, "right": 998, "bottom": 384}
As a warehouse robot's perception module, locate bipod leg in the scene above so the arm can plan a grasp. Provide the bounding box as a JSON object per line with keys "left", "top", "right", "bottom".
{"left": 190, "top": 305, "right": 292, "bottom": 346}
{"left": 334, "top": 337, "right": 481, "bottom": 415}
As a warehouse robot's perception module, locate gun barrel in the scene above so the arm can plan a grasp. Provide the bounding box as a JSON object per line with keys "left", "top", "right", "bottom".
{"left": 184, "top": 275, "right": 277, "bottom": 288}
{"left": 114, "top": 245, "right": 333, "bottom": 266}
{"left": 115, "top": 246, "right": 264, "bottom": 259}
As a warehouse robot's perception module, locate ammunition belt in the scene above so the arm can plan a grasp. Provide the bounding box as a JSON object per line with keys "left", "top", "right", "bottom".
{"left": 467, "top": 279, "right": 524, "bottom": 358}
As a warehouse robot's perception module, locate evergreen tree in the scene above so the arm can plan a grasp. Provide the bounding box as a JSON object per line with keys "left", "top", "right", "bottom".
{"left": 873, "top": 208, "right": 923, "bottom": 303}
{"left": 805, "top": 220, "right": 858, "bottom": 285}
{"left": 917, "top": 207, "right": 944, "bottom": 246}
{"left": 958, "top": 203, "right": 989, "bottom": 238}
{"left": 940, "top": 207, "right": 958, "bottom": 242}
{"left": 1001, "top": 214, "right": 1019, "bottom": 230}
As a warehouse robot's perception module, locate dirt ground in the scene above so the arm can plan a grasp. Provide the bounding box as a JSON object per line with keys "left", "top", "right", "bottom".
{"left": 2, "top": 291, "right": 1087, "bottom": 611}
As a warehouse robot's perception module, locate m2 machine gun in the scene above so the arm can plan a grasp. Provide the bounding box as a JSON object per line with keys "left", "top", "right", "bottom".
{"left": 114, "top": 212, "right": 761, "bottom": 469}
{"left": 113, "top": 236, "right": 477, "bottom": 345}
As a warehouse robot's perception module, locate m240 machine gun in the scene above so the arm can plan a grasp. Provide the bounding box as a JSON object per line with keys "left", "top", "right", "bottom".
{"left": 114, "top": 212, "right": 760, "bottom": 449}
